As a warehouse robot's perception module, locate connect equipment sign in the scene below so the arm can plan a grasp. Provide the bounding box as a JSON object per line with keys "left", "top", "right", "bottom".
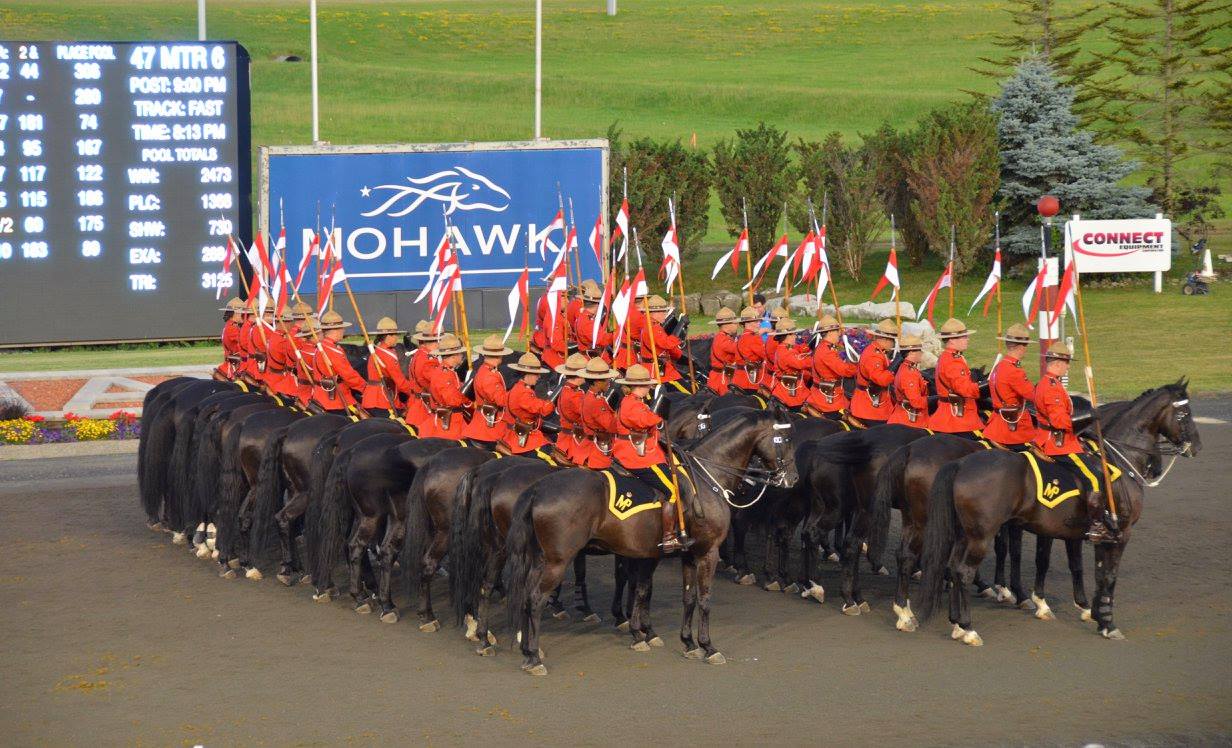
{"left": 1066, "top": 217, "right": 1172, "bottom": 273}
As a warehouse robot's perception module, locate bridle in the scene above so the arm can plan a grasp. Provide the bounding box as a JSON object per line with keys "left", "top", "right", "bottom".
{"left": 1103, "top": 397, "right": 1194, "bottom": 488}
{"left": 682, "top": 420, "right": 793, "bottom": 509}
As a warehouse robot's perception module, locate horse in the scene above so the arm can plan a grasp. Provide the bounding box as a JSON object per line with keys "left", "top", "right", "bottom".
{"left": 504, "top": 408, "right": 798, "bottom": 675}
{"left": 915, "top": 379, "right": 1201, "bottom": 645}
{"left": 137, "top": 377, "right": 198, "bottom": 528}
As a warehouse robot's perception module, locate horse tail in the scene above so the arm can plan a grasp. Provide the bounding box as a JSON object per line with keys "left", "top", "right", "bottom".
{"left": 139, "top": 406, "right": 176, "bottom": 524}
{"left": 302, "top": 431, "right": 341, "bottom": 553}
{"left": 916, "top": 461, "right": 962, "bottom": 623}
{"left": 193, "top": 412, "right": 224, "bottom": 523}
{"left": 868, "top": 444, "right": 909, "bottom": 566}
{"left": 504, "top": 487, "right": 542, "bottom": 631}
{"left": 309, "top": 447, "right": 355, "bottom": 590}
{"left": 213, "top": 423, "right": 247, "bottom": 559}
{"left": 400, "top": 465, "right": 433, "bottom": 602}
{"left": 247, "top": 429, "right": 288, "bottom": 564}
{"left": 448, "top": 468, "right": 491, "bottom": 626}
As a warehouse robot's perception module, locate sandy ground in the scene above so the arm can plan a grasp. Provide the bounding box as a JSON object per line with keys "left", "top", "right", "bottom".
{"left": 2, "top": 401, "right": 1230, "bottom": 747}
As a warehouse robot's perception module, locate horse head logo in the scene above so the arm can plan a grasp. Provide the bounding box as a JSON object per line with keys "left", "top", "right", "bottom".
{"left": 360, "top": 165, "right": 511, "bottom": 218}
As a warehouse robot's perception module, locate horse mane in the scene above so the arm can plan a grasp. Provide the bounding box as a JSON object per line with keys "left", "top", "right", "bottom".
{"left": 1106, "top": 378, "right": 1187, "bottom": 438}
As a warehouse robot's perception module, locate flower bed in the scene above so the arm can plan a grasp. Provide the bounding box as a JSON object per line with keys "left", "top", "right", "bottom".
{"left": 0, "top": 410, "right": 140, "bottom": 445}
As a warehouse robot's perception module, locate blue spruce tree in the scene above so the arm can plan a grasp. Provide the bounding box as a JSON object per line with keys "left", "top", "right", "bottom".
{"left": 991, "top": 57, "right": 1155, "bottom": 259}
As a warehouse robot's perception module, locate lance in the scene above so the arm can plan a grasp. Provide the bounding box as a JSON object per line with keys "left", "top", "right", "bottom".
{"left": 891, "top": 214, "right": 901, "bottom": 331}
{"left": 556, "top": 183, "right": 572, "bottom": 299}
{"left": 995, "top": 211, "right": 1004, "bottom": 352}
{"left": 741, "top": 197, "right": 754, "bottom": 307}
{"left": 668, "top": 194, "right": 697, "bottom": 392}
{"left": 444, "top": 208, "right": 472, "bottom": 357}
{"left": 948, "top": 224, "right": 956, "bottom": 320}
{"left": 634, "top": 227, "right": 687, "bottom": 539}
{"left": 521, "top": 225, "right": 532, "bottom": 346}
{"left": 328, "top": 204, "right": 337, "bottom": 313}
{"left": 567, "top": 195, "right": 586, "bottom": 297}
{"left": 268, "top": 235, "right": 322, "bottom": 402}
{"left": 782, "top": 201, "right": 796, "bottom": 303}
{"left": 1071, "top": 261, "right": 1121, "bottom": 527}
{"left": 809, "top": 193, "right": 842, "bottom": 325}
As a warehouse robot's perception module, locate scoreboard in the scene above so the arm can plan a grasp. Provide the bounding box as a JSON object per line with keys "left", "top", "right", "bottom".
{"left": 0, "top": 41, "right": 251, "bottom": 346}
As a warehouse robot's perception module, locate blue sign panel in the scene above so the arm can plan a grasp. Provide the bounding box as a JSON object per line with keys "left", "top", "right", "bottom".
{"left": 265, "top": 142, "right": 606, "bottom": 293}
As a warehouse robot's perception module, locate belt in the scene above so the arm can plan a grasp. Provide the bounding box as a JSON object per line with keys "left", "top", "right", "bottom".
{"left": 997, "top": 403, "right": 1025, "bottom": 431}
{"left": 860, "top": 384, "right": 885, "bottom": 407}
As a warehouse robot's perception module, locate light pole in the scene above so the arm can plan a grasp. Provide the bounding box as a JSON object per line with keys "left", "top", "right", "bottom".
{"left": 534, "top": 0, "right": 542, "bottom": 139}
{"left": 310, "top": 0, "right": 320, "bottom": 143}
{"left": 1036, "top": 194, "right": 1059, "bottom": 377}
{"left": 198, "top": 0, "right": 206, "bottom": 40}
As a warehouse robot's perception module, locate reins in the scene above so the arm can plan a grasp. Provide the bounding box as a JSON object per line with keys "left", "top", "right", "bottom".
{"left": 679, "top": 421, "right": 792, "bottom": 509}
{"left": 1101, "top": 397, "right": 1192, "bottom": 488}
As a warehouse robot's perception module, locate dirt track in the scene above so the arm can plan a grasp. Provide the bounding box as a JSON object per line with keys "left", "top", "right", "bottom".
{"left": 2, "top": 401, "right": 1231, "bottom": 746}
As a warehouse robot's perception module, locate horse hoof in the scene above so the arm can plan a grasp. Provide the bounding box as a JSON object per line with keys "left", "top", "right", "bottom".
{"left": 979, "top": 586, "right": 997, "bottom": 600}
{"left": 912, "top": 569, "right": 922, "bottom": 580}
{"left": 783, "top": 582, "right": 802, "bottom": 595}
{"left": 524, "top": 664, "right": 548, "bottom": 677}
{"left": 841, "top": 603, "right": 861, "bottom": 616}
{"left": 551, "top": 609, "right": 570, "bottom": 621}
{"left": 220, "top": 568, "right": 237, "bottom": 580}
{"left": 648, "top": 636, "right": 664, "bottom": 648}
{"left": 994, "top": 586, "right": 1015, "bottom": 604}
{"left": 147, "top": 521, "right": 165, "bottom": 532}
{"left": 1030, "top": 593, "right": 1053, "bottom": 620}
{"left": 487, "top": 632, "right": 498, "bottom": 646}
{"left": 801, "top": 583, "right": 825, "bottom": 604}
{"left": 763, "top": 580, "right": 782, "bottom": 592}
{"left": 963, "top": 630, "right": 984, "bottom": 646}
{"left": 227, "top": 558, "right": 241, "bottom": 570}
{"left": 211, "top": 549, "right": 220, "bottom": 560}
{"left": 1100, "top": 627, "right": 1126, "bottom": 641}
{"left": 615, "top": 620, "right": 630, "bottom": 633}
{"left": 896, "top": 617, "right": 918, "bottom": 633}
{"left": 355, "top": 601, "right": 372, "bottom": 615}
{"left": 245, "top": 567, "right": 263, "bottom": 581}
{"left": 582, "top": 613, "right": 601, "bottom": 624}
{"left": 684, "top": 648, "right": 705, "bottom": 660}
{"left": 464, "top": 615, "right": 480, "bottom": 641}
{"left": 418, "top": 619, "right": 441, "bottom": 633}
{"left": 1077, "top": 605, "right": 1093, "bottom": 622}
{"left": 380, "top": 610, "right": 400, "bottom": 624}
{"left": 477, "top": 645, "right": 497, "bottom": 657}
{"left": 826, "top": 552, "right": 840, "bottom": 564}
{"left": 705, "top": 652, "right": 727, "bottom": 665}
{"left": 312, "top": 590, "right": 334, "bottom": 603}
{"left": 194, "top": 545, "right": 211, "bottom": 560}
{"left": 631, "top": 641, "right": 651, "bottom": 653}
{"left": 171, "top": 532, "right": 187, "bottom": 545}
{"left": 736, "top": 574, "right": 756, "bottom": 586}
{"left": 276, "top": 574, "right": 293, "bottom": 587}
{"left": 1018, "top": 599, "right": 1034, "bottom": 611}
{"left": 875, "top": 566, "right": 889, "bottom": 576}
{"left": 859, "top": 601, "right": 870, "bottom": 613}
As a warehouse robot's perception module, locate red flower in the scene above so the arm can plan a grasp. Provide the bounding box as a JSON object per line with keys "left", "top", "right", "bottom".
{"left": 24, "top": 414, "right": 46, "bottom": 423}
{"left": 107, "top": 410, "right": 136, "bottom": 421}
{"left": 63, "top": 412, "right": 80, "bottom": 422}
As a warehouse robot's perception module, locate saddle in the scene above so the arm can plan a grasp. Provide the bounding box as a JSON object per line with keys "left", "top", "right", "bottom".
{"left": 1023, "top": 451, "right": 1122, "bottom": 510}
{"left": 601, "top": 470, "right": 663, "bottom": 520}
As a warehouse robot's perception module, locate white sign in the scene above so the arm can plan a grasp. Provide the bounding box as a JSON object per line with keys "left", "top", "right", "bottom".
{"left": 1066, "top": 217, "right": 1172, "bottom": 273}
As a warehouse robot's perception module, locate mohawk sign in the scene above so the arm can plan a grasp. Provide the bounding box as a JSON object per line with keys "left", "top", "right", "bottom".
{"left": 1065, "top": 217, "right": 1172, "bottom": 274}
{"left": 260, "top": 140, "right": 607, "bottom": 293}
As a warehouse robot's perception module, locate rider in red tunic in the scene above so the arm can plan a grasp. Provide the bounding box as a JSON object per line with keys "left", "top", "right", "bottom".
{"left": 729, "top": 306, "right": 767, "bottom": 395}
{"left": 887, "top": 334, "right": 930, "bottom": 428}
{"left": 360, "top": 317, "right": 416, "bottom": 418}
{"left": 420, "top": 334, "right": 472, "bottom": 439}
{"left": 249, "top": 307, "right": 278, "bottom": 388}
{"left": 850, "top": 319, "right": 898, "bottom": 424}
{"left": 805, "top": 314, "right": 857, "bottom": 419}
{"left": 501, "top": 353, "right": 555, "bottom": 455}
{"left": 311, "top": 311, "right": 366, "bottom": 412}
{"left": 404, "top": 322, "right": 440, "bottom": 431}
{"left": 613, "top": 364, "right": 689, "bottom": 554}
{"left": 554, "top": 353, "right": 589, "bottom": 465}
{"left": 930, "top": 318, "right": 985, "bottom": 436}
{"left": 532, "top": 293, "right": 569, "bottom": 370}
{"left": 579, "top": 358, "right": 620, "bottom": 469}
{"left": 706, "top": 307, "right": 740, "bottom": 395}
{"left": 762, "top": 307, "right": 790, "bottom": 378}
{"left": 573, "top": 285, "right": 613, "bottom": 362}
{"left": 215, "top": 298, "right": 246, "bottom": 381}
{"left": 460, "top": 335, "right": 513, "bottom": 447}
{"left": 981, "top": 323, "right": 1037, "bottom": 447}
{"left": 613, "top": 291, "right": 649, "bottom": 370}
{"left": 769, "top": 318, "right": 811, "bottom": 409}
{"left": 237, "top": 305, "right": 259, "bottom": 381}
{"left": 639, "top": 295, "right": 689, "bottom": 393}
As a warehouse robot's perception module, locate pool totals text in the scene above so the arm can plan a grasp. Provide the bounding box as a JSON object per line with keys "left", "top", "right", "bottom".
{"left": 0, "top": 41, "right": 252, "bottom": 346}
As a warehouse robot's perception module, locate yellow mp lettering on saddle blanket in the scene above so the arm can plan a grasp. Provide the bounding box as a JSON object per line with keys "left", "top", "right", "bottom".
{"left": 602, "top": 459, "right": 694, "bottom": 521}
{"left": 1025, "top": 452, "right": 1122, "bottom": 509}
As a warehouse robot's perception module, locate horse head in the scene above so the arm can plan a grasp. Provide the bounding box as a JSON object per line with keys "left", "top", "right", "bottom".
{"left": 1159, "top": 377, "right": 1200, "bottom": 457}
{"left": 759, "top": 404, "right": 799, "bottom": 488}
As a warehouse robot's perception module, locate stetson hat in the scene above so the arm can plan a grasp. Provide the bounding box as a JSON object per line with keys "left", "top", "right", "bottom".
{"left": 641, "top": 294, "right": 672, "bottom": 313}
{"left": 997, "top": 323, "right": 1032, "bottom": 345}
{"left": 938, "top": 317, "right": 974, "bottom": 339}
{"left": 296, "top": 319, "right": 322, "bottom": 338}
{"left": 319, "top": 310, "right": 352, "bottom": 330}
{"left": 771, "top": 306, "right": 790, "bottom": 320}
{"left": 738, "top": 306, "right": 761, "bottom": 323}
{"left": 898, "top": 333, "right": 923, "bottom": 352}
{"left": 289, "top": 301, "right": 315, "bottom": 320}
{"left": 582, "top": 285, "right": 605, "bottom": 304}
{"left": 1044, "top": 341, "right": 1073, "bottom": 361}
{"left": 431, "top": 333, "right": 466, "bottom": 357}
{"left": 772, "top": 318, "right": 798, "bottom": 336}
{"left": 871, "top": 319, "right": 900, "bottom": 339}
{"left": 713, "top": 307, "right": 739, "bottom": 326}
{"left": 617, "top": 363, "right": 659, "bottom": 387}
{"left": 817, "top": 313, "right": 841, "bottom": 333}
{"left": 556, "top": 352, "right": 589, "bottom": 377}
{"left": 219, "top": 297, "right": 246, "bottom": 313}
{"left": 372, "top": 316, "right": 406, "bottom": 336}
{"left": 412, "top": 319, "right": 441, "bottom": 343}
{"left": 473, "top": 334, "right": 513, "bottom": 358}
{"left": 581, "top": 358, "right": 619, "bottom": 380}
{"left": 509, "top": 351, "right": 550, "bottom": 375}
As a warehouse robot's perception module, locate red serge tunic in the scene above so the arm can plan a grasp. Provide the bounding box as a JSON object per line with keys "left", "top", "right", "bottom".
{"left": 612, "top": 395, "right": 666, "bottom": 469}
{"left": 930, "top": 351, "right": 985, "bottom": 433}
{"left": 574, "top": 307, "right": 613, "bottom": 360}
{"left": 267, "top": 325, "right": 303, "bottom": 400}
{"left": 982, "top": 357, "right": 1037, "bottom": 445}
{"left": 729, "top": 331, "right": 766, "bottom": 392}
{"left": 707, "top": 332, "right": 738, "bottom": 395}
{"left": 403, "top": 349, "right": 438, "bottom": 430}
{"left": 888, "top": 361, "right": 931, "bottom": 428}
{"left": 1033, "top": 375, "right": 1082, "bottom": 456}
{"left": 850, "top": 345, "right": 894, "bottom": 421}
{"left": 580, "top": 391, "right": 619, "bottom": 468}
{"left": 770, "top": 342, "right": 812, "bottom": 408}
{"left": 217, "top": 320, "right": 243, "bottom": 380}
{"left": 556, "top": 382, "right": 587, "bottom": 462}
{"left": 461, "top": 363, "right": 509, "bottom": 443}
{"left": 532, "top": 295, "right": 569, "bottom": 369}
{"left": 420, "top": 366, "right": 471, "bottom": 439}
{"left": 501, "top": 380, "right": 554, "bottom": 454}
{"left": 312, "top": 339, "right": 366, "bottom": 411}
{"left": 361, "top": 344, "right": 415, "bottom": 411}
{"left": 291, "top": 336, "right": 317, "bottom": 405}
{"left": 614, "top": 313, "right": 646, "bottom": 370}
{"left": 807, "top": 341, "right": 857, "bottom": 414}
{"left": 640, "top": 321, "right": 684, "bottom": 383}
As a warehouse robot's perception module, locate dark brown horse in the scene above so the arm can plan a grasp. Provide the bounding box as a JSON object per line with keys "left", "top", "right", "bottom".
{"left": 505, "top": 408, "right": 798, "bottom": 675}
{"left": 915, "top": 379, "right": 1200, "bottom": 644}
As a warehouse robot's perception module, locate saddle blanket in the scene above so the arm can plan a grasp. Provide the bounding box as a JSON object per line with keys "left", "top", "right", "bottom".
{"left": 600, "top": 463, "right": 692, "bottom": 521}
{"left": 1024, "top": 451, "right": 1122, "bottom": 509}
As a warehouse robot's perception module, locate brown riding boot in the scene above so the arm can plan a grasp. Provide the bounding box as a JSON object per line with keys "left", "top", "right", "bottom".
{"left": 1085, "top": 490, "right": 1120, "bottom": 544}
{"left": 658, "top": 501, "right": 688, "bottom": 554}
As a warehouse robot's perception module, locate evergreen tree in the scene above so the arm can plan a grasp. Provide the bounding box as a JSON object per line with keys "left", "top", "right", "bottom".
{"left": 712, "top": 122, "right": 796, "bottom": 259}
{"left": 1084, "top": 0, "right": 1232, "bottom": 224}
{"left": 974, "top": 0, "right": 1103, "bottom": 99}
{"left": 991, "top": 57, "right": 1155, "bottom": 258}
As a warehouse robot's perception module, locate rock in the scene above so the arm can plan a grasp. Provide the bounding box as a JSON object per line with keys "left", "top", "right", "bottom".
{"left": 681, "top": 293, "right": 702, "bottom": 315}
{"left": 902, "top": 320, "right": 942, "bottom": 368}
{"left": 839, "top": 300, "right": 918, "bottom": 320}
{"left": 719, "top": 292, "right": 743, "bottom": 312}
{"left": 785, "top": 295, "right": 834, "bottom": 317}
{"left": 699, "top": 292, "right": 725, "bottom": 316}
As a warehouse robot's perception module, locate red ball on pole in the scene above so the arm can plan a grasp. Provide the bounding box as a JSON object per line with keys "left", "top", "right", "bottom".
{"left": 1037, "top": 194, "right": 1060, "bottom": 218}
